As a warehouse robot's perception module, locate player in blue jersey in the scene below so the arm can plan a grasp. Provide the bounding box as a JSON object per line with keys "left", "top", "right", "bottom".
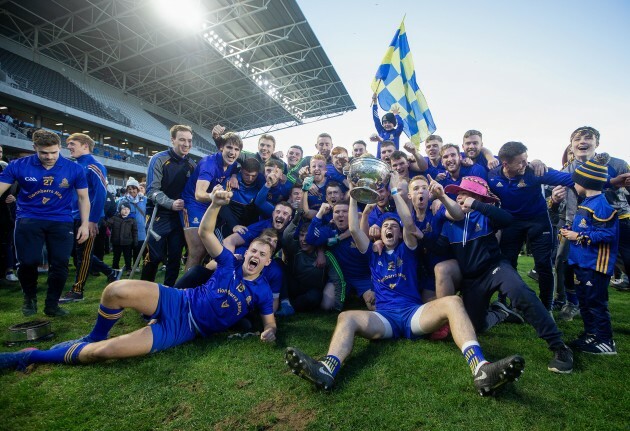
{"left": 0, "top": 130, "right": 89, "bottom": 317}
{"left": 438, "top": 144, "right": 488, "bottom": 195}
{"left": 0, "top": 186, "right": 277, "bottom": 371}
{"left": 461, "top": 130, "right": 499, "bottom": 172}
{"left": 59, "top": 133, "right": 122, "bottom": 304}
{"left": 298, "top": 154, "right": 331, "bottom": 218}
{"left": 223, "top": 201, "right": 293, "bottom": 251}
{"left": 352, "top": 140, "right": 367, "bottom": 159}
{"left": 142, "top": 125, "right": 196, "bottom": 287}
{"left": 255, "top": 159, "right": 293, "bottom": 217}
{"left": 422, "top": 135, "right": 447, "bottom": 180}
{"left": 488, "top": 141, "right": 574, "bottom": 311}
{"left": 287, "top": 133, "right": 333, "bottom": 184}
{"left": 437, "top": 176, "right": 574, "bottom": 373}
{"left": 181, "top": 130, "right": 241, "bottom": 270}
{"left": 560, "top": 159, "right": 619, "bottom": 354}
{"left": 286, "top": 172, "right": 525, "bottom": 396}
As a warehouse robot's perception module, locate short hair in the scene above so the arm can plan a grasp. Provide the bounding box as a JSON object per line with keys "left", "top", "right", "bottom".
{"left": 288, "top": 145, "right": 303, "bottom": 155}
{"left": 331, "top": 146, "right": 348, "bottom": 157}
{"left": 242, "top": 157, "right": 261, "bottom": 172}
{"left": 381, "top": 140, "right": 396, "bottom": 149}
{"left": 409, "top": 175, "right": 429, "bottom": 187}
{"left": 326, "top": 181, "right": 342, "bottom": 191}
{"left": 570, "top": 126, "right": 600, "bottom": 144}
{"left": 317, "top": 132, "right": 332, "bottom": 141}
{"left": 311, "top": 154, "right": 326, "bottom": 163}
{"left": 299, "top": 221, "right": 311, "bottom": 235}
{"left": 463, "top": 130, "right": 482, "bottom": 140}
{"left": 258, "top": 134, "right": 276, "bottom": 146}
{"left": 260, "top": 228, "right": 279, "bottom": 240}
{"left": 32, "top": 129, "right": 61, "bottom": 147}
{"left": 221, "top": 132, "right": 243, "bottom": 150}
{"left": 275, "top": 201, "right": 293, "bottom": 212}
{"left": 170, "top": 125, "right": 193, "bottom": 139}
{"left": 333, "top": 200, "right": 349, "bottom": 208}
{"left": 425, "top": 135, "right": 443, "bottom": 143}
{"left": 265, "top": 159, "right": 284, "bottom": 170}
{"left": 390, "top": 150, "right": 407, "bottom": 161}
{"left": 498, "top": 141, "right": 528, "bottom": 162}
{"left": 250, "top": 237, "right": 274, "bottom": 254}
{"left": 67, "top": 133, "right": 95, "bottom": 152}
{"left": 440, "top": 143, "right": 460, "bottom": 157}
{"left": 353, "top": 140, "right": 367, "bottom": 148}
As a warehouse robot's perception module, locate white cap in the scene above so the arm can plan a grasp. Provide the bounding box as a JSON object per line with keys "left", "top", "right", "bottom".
{"left": 126, "top": 176, "right": 140, "bottom": 188}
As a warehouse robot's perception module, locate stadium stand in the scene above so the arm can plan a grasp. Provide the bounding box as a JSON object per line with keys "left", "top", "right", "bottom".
{"left": 0, "top": 48, "right": 130, "bottom": 127}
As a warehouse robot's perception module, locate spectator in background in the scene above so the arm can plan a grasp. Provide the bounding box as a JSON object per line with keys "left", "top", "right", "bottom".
{"left": 117, "top": 177, "right": 147, "bottom": 265}
{"left": 105, "top": 202, "right": 138, "bottom": 273}
{"left": 0, "top": 130, "right": 89, "bottom": 317}
{"left": 0, "top": 145, "right": 19, "bottom": 282}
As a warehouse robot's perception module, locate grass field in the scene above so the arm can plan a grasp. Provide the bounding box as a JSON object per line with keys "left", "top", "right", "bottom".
{"left": 1, "top": 256, "right": 629, "bottom": 431}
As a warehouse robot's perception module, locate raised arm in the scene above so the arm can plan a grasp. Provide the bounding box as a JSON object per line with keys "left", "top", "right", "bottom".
{"left": 427, "top": 174, "right": 464, "bottom": 221}
{"left": 349, "top": 196, "right": 370, "bottom": 253}
{"left": 198, "top": 186, "right": 233, "bottom": 258}
{"left": 390, "top": 172, "right": 417, "bottom": 249}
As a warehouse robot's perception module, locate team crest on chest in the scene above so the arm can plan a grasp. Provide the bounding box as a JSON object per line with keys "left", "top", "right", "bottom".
{"left": 245, "top": 295, "right": 252, "bottom": 304}
{"left": 193, "top": 217, "right": 199, "bottom": 224}
{"left": 475, "top": 223, "right": 482, "bottom": 232}
{"left": 236, "top": 283, "right": 245, "bottom": 293}
{"left": 495, "top": 181, "right": 503, "bottom": 187}
{"left": 59, "top": 178, "right": 70, "bottom": 188}
{"left": 387, "top": 261, "right": 396, "bottom": 271}
{"left": 517, "top": 179, "right": 527, "bottom": 188}
{"left": 423, "top": 223, "right": 432, "bottom": 233}
{"left": 579, "top": 218, "right": 588, "bottom": 228}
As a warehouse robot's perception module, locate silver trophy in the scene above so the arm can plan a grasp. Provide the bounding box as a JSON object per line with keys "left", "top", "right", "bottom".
{"left": 348, "top": 157, "right": 392, "bottom": 204}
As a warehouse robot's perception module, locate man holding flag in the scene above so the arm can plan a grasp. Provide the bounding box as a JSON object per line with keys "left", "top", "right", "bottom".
{"left": 371, "top": 18, "right": 436, "bottom": 153}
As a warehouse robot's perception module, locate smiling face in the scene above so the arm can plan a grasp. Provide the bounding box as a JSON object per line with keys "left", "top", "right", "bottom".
{"left": 127, "top": 186, "right": 139, "bottom": 198}
{"left": 353, "top": 142, "right": 366, "bottom": 158}
{"left": 258, "top": 138, "right": 275, "bottom": 162}
{"left": 332, "top": 150, "right": 348, "bottom": 171}
{"left": 424, "top": 139, "right": 442, "bottom": 161}
{"left": 502, "top": 152, "right": 528, "bottom": 178}
{"left": 462, "top": 135, "right": 482, "bottom": 160}
{"left": 221, "top": 142, "right": 241, "bottom": 166}
{"left": 287, "top": 147, "right": 302, "bottom": 167}
{"left": 332, "top": 203, "right": 349, "bottom": 231}
{"left": 271, "top": 204, "right": 292, "bottom": 230}
{"left": 441, "top": 147, "right": 461, "bottom": 174}
{"left": 310, "top": 159, "right": 326, "bottom": 183}
{"left": 171, "top": 130, "right": 193, "bottom": 157}
{"left": 408, "top": 178, "right": 429, "bottom": 210}
{"left": 381, "top": 219, "right": 402, "bottom": 249}
{"left": 571, "top": 133, "right": 598, "bottom": 161}
{"left": 390, "top": 156, "right": 409, "bottom": 176}
{"left": 66, "top": 139, "right": 90, "bottom": 158}
{"left": 380, "top": 145, "right": 395, "bottom": 162}
{"left": 242, "top": 240, "right": 272, "bottom": 277}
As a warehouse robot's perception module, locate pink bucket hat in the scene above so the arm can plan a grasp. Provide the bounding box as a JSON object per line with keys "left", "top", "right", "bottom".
{"left": 444, "top": 176, "right": 499, "bottom": 203}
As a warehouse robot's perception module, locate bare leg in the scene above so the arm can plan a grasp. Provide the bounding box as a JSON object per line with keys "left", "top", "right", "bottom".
{"left": 100, "top": 280, "right": 160, "bottom": 315}
{"left": 415, "top": 296, "right": 476, "bottom": 349}
{"left": 183, "top": 228, "right": 206, "bottom": 271}
{"left": 326, "top": 310, "right": 387, "bottom": 362}
{"left": 435, "top": 259, "right": 462, "bottom": 298}
{"left": 78, "top": 326, "right": 153, "bottom": 363}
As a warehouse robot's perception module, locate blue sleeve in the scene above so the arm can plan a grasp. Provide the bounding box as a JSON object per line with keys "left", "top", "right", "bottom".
{"left": 257, "top": 288, "right": 274, "bottom": 316}
{"left": 87, "top": 166, "right": 106, "bottom": 223}
{"left": 368, "top": 209, "right": 381, "bottom": 226}
{"left": 0, "top": 160, "right": 17, "bottom": 184}
{"left": 74, "top": 166, "right": 88, "bottom": 190}
{"left": 394, "top": 114, "right": 404, "bottom": 136}
{"left": 240, "top": 221, "right": 266, "bottom": 244}
{"left": 305, "top": 216, "right": 334, "bottom": 246}
{"left": 197, "top": 157, "right": 216, "bottom": 183}
{"left": 540, "top": 168, "right": 574, "bottom": 187}
{"left": 214, "top": 247, "right": 236, "bottom": 272}
{"left": 471, "top": 164, "right": 487, "bottom": 180}
{"left": 254, "top": 185, "right": 275, "bottom": 217}
{"left": 265, "top": 261, "right": 283, "bottom": 295}
{"left": 372, "top": 104, "right": 384, "bottom": 134}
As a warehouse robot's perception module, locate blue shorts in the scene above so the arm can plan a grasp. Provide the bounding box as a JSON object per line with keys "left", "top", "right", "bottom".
{"left": 150, "top": 284, "right": 198, "bottom": 353}
{"left": 373, "top": 304, "right": 426, "bottom": 339}
{"left": 180, "top": 204, "right": 207, "bottom": 229}
{"left": 345, "top": 277, "right": 373, "bottom": 297}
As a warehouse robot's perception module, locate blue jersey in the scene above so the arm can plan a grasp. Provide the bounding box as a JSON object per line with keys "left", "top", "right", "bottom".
{"left": 325, "top": 164, "right": 349, "bottom": 192}
{"left": 488, "top": 166, "right": 573, "bottom": 220}
{"left": 0, "top": 154, "right": 87, "bottom": 222}
{"left": 182, "top": 152, "right": 236, "bottom": 211}
{"left": 423, "top": 157, "right": 445, "bottom": 180}
{"left": 72, "top": 154, "right": 107, "bottom": 223}
{"left": 366, "top": 242, "right": 422, "bottom": 311}
{"left": 367, "top": 203, "right": 396, "bottom": 227}
{"left": 306, "top": 216, "right": 371, "bottom": 280}
{"left": 465, "top": 152, "right": 499, "bottom": 172}
{"left": 255, "top": 182, "right": 292, "bottom": 217}
{"left": 184, "top": 248, "right": 273, "bottom": 335}
{"left": 568, "top": 195, "right": 618, "bottom": 276}
{"left": 238, "top": 219, "right": 274, "bottom": 245}
{"left": 372, "top": 104, "right": 404, "bottom": 155}
{"left": 306, "top": 176, "right": 331, "bottom": 210}
{"left": 227, "top": 173, "right": 264, "bottom": 205}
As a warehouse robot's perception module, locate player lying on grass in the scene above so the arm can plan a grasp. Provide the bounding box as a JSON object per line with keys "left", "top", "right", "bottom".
{"left": 285, "top": 173, "right": 525, "bottom": 396}
{"left": 0, "top": 186, "right": 276, "bottom": 371}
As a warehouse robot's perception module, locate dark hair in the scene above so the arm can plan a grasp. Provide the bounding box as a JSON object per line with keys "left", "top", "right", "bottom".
{"left": 570, "top": 126, "right": 600, "bottom": 144}
{"left": 353, "top": 140, "right": 367, "bottom": 148}
{"left": 381, "top": 140, "right": 396, "bottom": 149}
{"left": 390, "top": 150, "right": 407, "bottom": 161}
{"left": 265, "top": 159, "right": 284, "bottom": 170}
{"left": 32, "top": 129, "right": 61, "bottom": 147}
{"left": 333, "top": 200, "right": 350, "bottom": 208}
{"left": 221, "top": 132, "right": 243, "bottom": 151}
{"left": 498, "top": 141, "right": 528, "bottom": 162}
{"left": 326, "top": 181, "right": 342, "bottom": 191}
{"left": 317, "top": 132, "right": 332, "bottom": 141}
{"left": 440, "top": 143, "right": 460, "bottom": 157}
{"left": 275, "top": 201, "right": 293, "bottom": 212}
{"left": 258, "top": 134, "right": 276, "bottom": 146}
{"left": 289, "top": 145, "right": 303, "bottom": 154}
{"left": 242, "top": 158, "right": 261, "bottom": 172}
{"left": 260, "top": 228, "right": 279, "bottom": 240}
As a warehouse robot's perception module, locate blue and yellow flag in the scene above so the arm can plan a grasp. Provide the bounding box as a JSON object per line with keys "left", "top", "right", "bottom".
{"left": 371, "top": 19, "right": 436, "bottom": 147}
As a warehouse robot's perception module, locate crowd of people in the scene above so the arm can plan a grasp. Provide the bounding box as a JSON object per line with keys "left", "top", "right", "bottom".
{"left": 0, "top": 110, "right": 628, "bottom": 396}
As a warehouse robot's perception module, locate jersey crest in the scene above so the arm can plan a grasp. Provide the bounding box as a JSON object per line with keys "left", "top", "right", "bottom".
{"left": 59, "top": 178, "right": 70, "bottom": 188}
{"left": 579, "top": 218, "right": 588, "bottom": 228}
{"left": 495, "top": 181, "right": 503, "bottom": 187}
{"left": 517, "top": 179, "right": 527, "bottom": 188}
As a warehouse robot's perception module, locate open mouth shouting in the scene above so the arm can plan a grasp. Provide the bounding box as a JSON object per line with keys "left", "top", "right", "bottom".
{"left": 246, "top": 256, "right": 259, "bottom": 272}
